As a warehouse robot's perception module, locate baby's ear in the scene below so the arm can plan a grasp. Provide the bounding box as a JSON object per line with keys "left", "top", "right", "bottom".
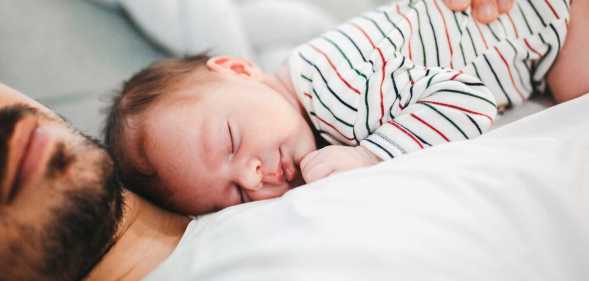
{"left": 206, "top": 56, "right": 264, "bottom": 80}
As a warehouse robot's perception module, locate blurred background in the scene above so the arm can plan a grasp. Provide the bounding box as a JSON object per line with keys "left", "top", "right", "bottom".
{"left": 0, "top": 0, "right": 388, "bottom": 137}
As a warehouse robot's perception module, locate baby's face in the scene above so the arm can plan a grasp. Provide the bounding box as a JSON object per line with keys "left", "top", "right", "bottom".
{"left": 135, "top": 76, "right": 316, "bottom": 214}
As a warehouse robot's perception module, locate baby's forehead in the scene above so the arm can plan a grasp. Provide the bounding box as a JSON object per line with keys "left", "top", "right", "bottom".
{"left": 138, "top": 93, "right": 210, "bottom": 151}
{"left": 151, "top": 78, "right": 213, "bottom": 110}
{"left": 148, "top": 79, "right": 236, "bottom": 125}
{"left": 121, "top": 92, "right": 200, "bottom": 173}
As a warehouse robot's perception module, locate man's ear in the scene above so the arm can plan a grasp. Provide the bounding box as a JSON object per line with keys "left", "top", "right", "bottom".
{"left": 206, "top": 56, "right": 263, "bottom": 80}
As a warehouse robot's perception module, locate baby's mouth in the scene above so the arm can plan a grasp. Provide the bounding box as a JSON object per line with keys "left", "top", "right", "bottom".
{"left": 262, "top": 169, "right": 286, "bottom": 185}
{"left": 279, "top": 146, "right": 298, "bottom": 182}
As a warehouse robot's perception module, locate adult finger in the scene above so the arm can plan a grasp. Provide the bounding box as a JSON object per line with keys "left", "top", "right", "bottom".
{"left": 497, "top": 0, "right": 514, "bottom": 14}
{"left": 472, "top": 0, "right": 499, "bottom": 24}
{"left": 443, "top": 0, "right": 471, "bottom": 11}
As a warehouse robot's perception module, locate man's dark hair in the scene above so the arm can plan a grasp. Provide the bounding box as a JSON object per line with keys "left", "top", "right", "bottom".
{"left": 103, "top": 53, "right": 210, "bottom": 208}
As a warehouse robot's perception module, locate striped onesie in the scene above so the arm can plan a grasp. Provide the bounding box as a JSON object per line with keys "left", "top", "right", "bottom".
{"left": 288, "top": 0, "right": 570, "bottom": 160}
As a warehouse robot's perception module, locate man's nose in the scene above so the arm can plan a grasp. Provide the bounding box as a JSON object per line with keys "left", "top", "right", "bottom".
{"left": 235, "top": 158, "right": 263, "bottom": 191}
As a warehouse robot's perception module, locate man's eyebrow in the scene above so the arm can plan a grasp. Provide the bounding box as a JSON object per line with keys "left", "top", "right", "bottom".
{"left": 80, "top": 131, "right": 104, "bottom": 148}
{"left": 56, "top": 113, "right": 68, "bottom": 123}
{"left": 38, "top": 101, "right": 68, "bottom": 122}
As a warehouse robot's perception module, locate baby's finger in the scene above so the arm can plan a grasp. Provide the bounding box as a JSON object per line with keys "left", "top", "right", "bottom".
{"left": 300, "top": 153, "right": 327, "bottom": 182}
{"left": 300, "top": 150, "right": 320, "bottom": 171}
{"left": 443, "top": 0, "right": 471, "bottom": 11}
{"left": 497, "top": 0, "right": 514, "bottom": 14}
{"left": 472, "top": 0, "right": 499, "bottom": 24}
{"left": 302, "top": 162, "right": 334, "bottom": 183}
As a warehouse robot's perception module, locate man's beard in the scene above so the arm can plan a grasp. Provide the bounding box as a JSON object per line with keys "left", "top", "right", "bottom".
{"left": 42, "top": 176, "right": 123, "bottom": 281}
{"left": 0, "top": 105, "right": 123, "bottom": 281}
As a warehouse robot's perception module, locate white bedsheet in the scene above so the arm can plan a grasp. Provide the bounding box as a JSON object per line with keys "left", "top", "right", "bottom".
{"left": 145, "top": 95, "right": 589, "bottom": 281}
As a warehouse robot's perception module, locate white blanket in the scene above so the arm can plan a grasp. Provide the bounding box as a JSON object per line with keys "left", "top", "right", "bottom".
{"left": 146, "top": 95, "right": 589, "bottom": 281}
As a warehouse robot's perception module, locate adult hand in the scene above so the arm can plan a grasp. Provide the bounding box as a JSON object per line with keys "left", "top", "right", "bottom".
{"left": 300, "top": 145, "right": 381, "bottom": 183}
{"left": 444, "top": 0, "right": 514, "bottom": 24}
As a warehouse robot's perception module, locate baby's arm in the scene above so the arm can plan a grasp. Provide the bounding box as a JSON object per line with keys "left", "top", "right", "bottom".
{"left": 546, "top": 0, "right": 589, "bottom": 103}
{"left": 360, "top": 66, "right": 497, "bottom": 161}
{"left": 301, "top": 64, "right": 497, "bottom": 183}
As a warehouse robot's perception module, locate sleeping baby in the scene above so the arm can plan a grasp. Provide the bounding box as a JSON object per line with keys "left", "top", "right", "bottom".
{"left": 104, "top": 0, "right": 574, "bottom": 215}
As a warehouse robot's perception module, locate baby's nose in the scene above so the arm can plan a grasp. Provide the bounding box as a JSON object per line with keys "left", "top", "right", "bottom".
{"left": 236, "top": 159, "right": 263, "bottom": 191}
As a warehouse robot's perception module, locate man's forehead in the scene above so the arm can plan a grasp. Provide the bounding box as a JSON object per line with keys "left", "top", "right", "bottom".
{"left": 0, "top": 84, "right": 58, "bottom": 119}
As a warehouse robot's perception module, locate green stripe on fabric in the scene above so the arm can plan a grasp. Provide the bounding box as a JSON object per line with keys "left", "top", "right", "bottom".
{"left": 301, "top": 74, "right": 313, "bottom": 83}
{"left": 419, "top": 102, "right": 469, "bottom": 139}
{"left": 432, "top": 89, "right": 497, "bottom": 108}
{"left": 322, "top": 36, "right": 368, "bottom": 80}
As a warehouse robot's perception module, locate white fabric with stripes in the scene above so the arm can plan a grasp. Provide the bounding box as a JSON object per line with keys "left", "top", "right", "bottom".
{"left": 289, "top": 0, "right": 569, "bottom": 160}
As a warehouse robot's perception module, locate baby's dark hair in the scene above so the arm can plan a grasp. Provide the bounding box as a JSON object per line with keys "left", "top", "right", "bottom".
{"left": 102, "top": 53, "right": 210, "bottom": 209}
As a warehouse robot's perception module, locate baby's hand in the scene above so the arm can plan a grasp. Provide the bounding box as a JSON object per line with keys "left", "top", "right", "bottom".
{"left": 300, "top": 145, "right": 381, "bottom": 183}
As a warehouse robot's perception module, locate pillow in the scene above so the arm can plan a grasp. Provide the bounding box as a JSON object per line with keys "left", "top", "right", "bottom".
{"left": 145, "top": 94, "right": 589, "bottom": 280}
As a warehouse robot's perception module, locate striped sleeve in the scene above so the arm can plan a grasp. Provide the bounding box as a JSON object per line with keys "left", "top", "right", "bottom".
{"left": 360, "top": 60, "right": 497, "bottom": 160}
{"left": 516, "top": 0, "right": 570, "bottom": 94}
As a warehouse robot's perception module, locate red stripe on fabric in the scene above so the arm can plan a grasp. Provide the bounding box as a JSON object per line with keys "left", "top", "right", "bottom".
{"left": 432, "top": 0, "right": 454, "bottom": 68}
{"left": 387, "top": 120, "right": 424, "bottom": 149}
{"left": 524, "top": 38, "right": 542, "bottom": 57}
{"left": 418, "top": 100, "right": 494, "bottom": 123}
{"left": 544, "top": 0, "right": 560, "bottom": 19}
{"left": 474, "top": 22, "right": 489, "bottom": 49}
{"left": 351, "top": 22, "right": 387, "bottom": 125}
{"left": 494, "top": 46, "right": 525, "bottom": 100}
{"left": 410, "top": 113, "right": 449, "bottom": 142}
{"left": 304, "top": 92, "right": 313, "bottom": 99}
{"left": 312, "top": 114, "right": 356, "bottom": 141}
{"left": 450, "top": 70, "right": 463, "bottom": 80}
{"left": 310, "top": 44, "right": 361, "bottom": 95}
{"left": 396, "top": 4, "right": 414, "bottom": 60}
{"left": 507, "top": 14, "right": 520, "bottom": 38}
